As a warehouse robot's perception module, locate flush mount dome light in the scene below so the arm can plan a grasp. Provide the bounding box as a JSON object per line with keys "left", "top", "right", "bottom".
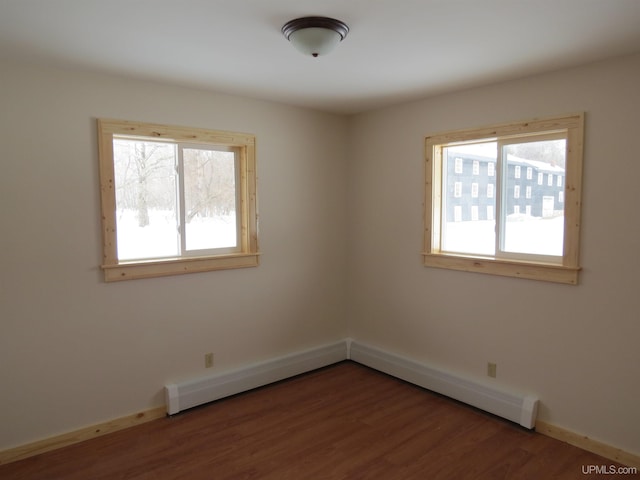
{"left": 282, "top": 16, "right": 349, "bottom": 57}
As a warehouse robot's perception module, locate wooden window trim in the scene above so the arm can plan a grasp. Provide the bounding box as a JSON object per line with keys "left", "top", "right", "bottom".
{"left": 97, "top": 119, "right": 259, "bottom": 282}
{"left": 423, "top": 113, "right": 584, "bottom": 285}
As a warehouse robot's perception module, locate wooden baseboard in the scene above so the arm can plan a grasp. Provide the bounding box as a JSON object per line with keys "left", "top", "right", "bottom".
{"left": 536, "top": 420, "right": 640, "bottom": 468}
{"left": 0, "top": 407, "right": 166, "bottom": 465}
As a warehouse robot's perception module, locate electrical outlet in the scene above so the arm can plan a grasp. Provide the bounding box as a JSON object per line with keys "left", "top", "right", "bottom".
{"left": 487, "top": 362, "right": 497, "bottom": 378}
{"left": 204, "top": 353, "right": 214, "bottom": 368}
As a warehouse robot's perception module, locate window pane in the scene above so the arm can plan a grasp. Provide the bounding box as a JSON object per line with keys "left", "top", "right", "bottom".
{"left": 502, "top": 139, "right": 566, "bottom": 257}
{"left": 442, "top": 143, "right": 497, "bottom": 255}
{"left": 113, "top": 139, "right": 178, "bottom": 260}
{"left": 183, "top": 148, "right": 238, "bottom": 251}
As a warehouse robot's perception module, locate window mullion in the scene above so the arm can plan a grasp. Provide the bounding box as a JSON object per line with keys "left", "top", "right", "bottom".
{"left": 177, "top": 144, "right": 186, "bottom": 255}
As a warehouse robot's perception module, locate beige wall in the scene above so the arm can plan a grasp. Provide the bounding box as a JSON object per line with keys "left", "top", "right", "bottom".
{"left": 347, "top": 53, "right": 640, "bottom": 456}
{"left": 0, "top": 62, "right": 349, "bottom": 449}
{"left": 2, "top": 53, "right": 639, "bottom": 457}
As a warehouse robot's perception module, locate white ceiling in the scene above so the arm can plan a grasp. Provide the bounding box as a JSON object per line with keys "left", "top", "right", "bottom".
{"left": 2, "top": 0, "right": 640, "bottom": 114}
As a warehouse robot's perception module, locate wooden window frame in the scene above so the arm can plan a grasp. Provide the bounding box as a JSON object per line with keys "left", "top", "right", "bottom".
{"left": 97, "top": 119, "right": 259, "bottom": 282}
{"left": 423, "top": 113, "right": 584, "bottom": 285}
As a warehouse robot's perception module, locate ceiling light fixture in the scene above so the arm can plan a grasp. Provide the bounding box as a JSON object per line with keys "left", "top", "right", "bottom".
{"left": 282, "top": 16, "right": 349, "bottom": 58}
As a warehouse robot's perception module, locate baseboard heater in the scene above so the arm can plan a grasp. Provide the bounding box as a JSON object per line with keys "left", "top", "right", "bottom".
{"left": 164, "top": 339, "right": 538, "bottom": 429}
{"left": 165, "top": 341, "right": 348, "bottom": 415}
{"left": 349, "top": 340, "right": 538, "bottom": 429}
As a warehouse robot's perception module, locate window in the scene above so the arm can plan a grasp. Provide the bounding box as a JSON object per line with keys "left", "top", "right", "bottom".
{"left": 473, "top": 160, "right": 479, "bottom": 175}
{"left": 454, "top": 206, "right": 462, "bottom": 222}
{"left": 98, "top": 119, "right": 259, "bottom": 281}
{"left": 487, "top": 183, "right": 494, "bottom": 198}
{"left": 471, "top": 182, "right": 479, "bottom": 198}
{"left": 455, "top": 157, "right": 463, "bottom": 173}
{"left": 527, "top": 167, "right": 533, "bottom": 180}
{"left": 515, "top": 165, "right": 521, "bottom": 179}
{"left": 424, "top": 113, "right": 584, "bottom": 284}
{"left": 488, "top": 162, "right": 495, "bottom": 177}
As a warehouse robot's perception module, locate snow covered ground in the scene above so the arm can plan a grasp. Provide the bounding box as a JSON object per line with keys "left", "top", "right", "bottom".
{"left": 442, "top": 215, "right": 564, "bottom": 257}
{"left": 116, "top": 209, "right": 237, "bottom": 260}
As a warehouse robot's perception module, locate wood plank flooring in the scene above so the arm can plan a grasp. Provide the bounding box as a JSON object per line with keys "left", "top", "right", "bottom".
{"left": 0, "top": 362, "right": 631, "bottom": 479}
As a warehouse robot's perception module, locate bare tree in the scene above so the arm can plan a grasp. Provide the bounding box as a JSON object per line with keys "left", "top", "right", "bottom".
{"left": 113, "top": 140, "right": 175, "bottom": 227}
{"left": 184, "top": 149, "right": 236, "bottom": 222}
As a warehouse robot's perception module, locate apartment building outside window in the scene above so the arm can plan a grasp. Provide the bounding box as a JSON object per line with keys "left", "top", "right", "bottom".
{"left": 424, "top": 113, "right": 584, "bottom": 284}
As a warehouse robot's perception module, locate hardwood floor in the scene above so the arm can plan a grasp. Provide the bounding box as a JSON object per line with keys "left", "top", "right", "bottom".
{"left": 0, "top": 362, "right": 631, "bottom": 479}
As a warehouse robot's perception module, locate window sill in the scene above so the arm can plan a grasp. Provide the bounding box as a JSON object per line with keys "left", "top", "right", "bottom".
{"left": 422, "top": 253, "right": 580, "bottom": 285}
{"left": 102, "top": 253, "right": 260, "bottom": 282}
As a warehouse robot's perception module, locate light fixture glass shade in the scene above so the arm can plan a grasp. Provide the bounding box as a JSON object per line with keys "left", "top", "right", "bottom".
{"left": 282, "top": 17, "right": 349, "bottom": 57}
{"left": 288, "top": 27, "right": 342, "bottom": 57}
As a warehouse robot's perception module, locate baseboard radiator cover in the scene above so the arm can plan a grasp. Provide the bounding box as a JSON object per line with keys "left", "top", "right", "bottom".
{"left": 165, "top": 341, "right": 348, "bottom": 415}
{"left": 349, "top": 340, "right": 539, "bottom": 429}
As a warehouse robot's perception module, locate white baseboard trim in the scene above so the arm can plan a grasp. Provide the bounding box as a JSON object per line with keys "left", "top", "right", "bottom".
{"left": 165, "top": 338, "right": 538, "bottom": 429}
{"left": 349, "top": 340, "right": 538, "bottom": 429}
{"left": 165, "top": 340, "right": 348, "bottom": 415}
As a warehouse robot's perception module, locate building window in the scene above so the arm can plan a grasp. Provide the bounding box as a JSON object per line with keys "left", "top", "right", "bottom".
{"left": 538, "top": 172, "right": 543, "bottom": 185}
{"left": 98, "top": 119, "right": 259, "bottom": 281}
{"left": 455, "top": 157, "right": 463, "bottom": 174}
{"left": 548, "top": 174, "right": 554, "bottom": 186}
{"left": 454, "top": 182, "right": 462, "bottom": 198}
{"left": 473, "top": 160, "right": 480, "bottom": 175}
{"left": 471, "top": 182, "right": 479, "bottom": 198}
{"left": 487, "top": 183, "right": 494, "bottom": 199}
{"left": 424, "top": 113, "right": 584, "bottom": 284}
{"left": 527, "top": 167, "right": 533, "bottom": 180}
{"left": 488, "top": 162, "right": 495, "bottom": 177}
{"left": 454, "top": 205, "right": 462, "bottom": 222}
{"left": 515, "top": 165, "right": 521, "bottom": 179}
{"left": 557, "top": 175, "right": 563, "bottom": 187}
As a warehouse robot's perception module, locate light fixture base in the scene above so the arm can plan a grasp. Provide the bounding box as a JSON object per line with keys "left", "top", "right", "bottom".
{"left": 282, "top": 16, "right": 349, "bottom": 57}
